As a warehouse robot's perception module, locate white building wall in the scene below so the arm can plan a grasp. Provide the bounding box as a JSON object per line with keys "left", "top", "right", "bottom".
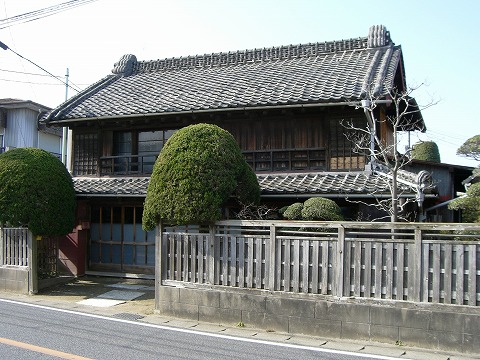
{"left": 4, "top": 108, "right": 37, "bottom": 149}
{"left": 38, "top": 132, "right": 62, "bottom": 159}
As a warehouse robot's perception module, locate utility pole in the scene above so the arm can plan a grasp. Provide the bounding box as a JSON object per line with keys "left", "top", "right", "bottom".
{"left": 61, "top": 68, "right": 69, "bottom": 166}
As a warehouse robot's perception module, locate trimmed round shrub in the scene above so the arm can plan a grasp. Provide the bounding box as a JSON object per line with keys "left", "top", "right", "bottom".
{"left": 0, "top": 148, "right": 76, "bottom": 236}
{"left": 283, "top": 202, "right": 304, "bottom": 220}
{"left": 142, "top": 124, "right": 260, "bottom": 228}
{"left": 411, "top": 141, "right": 441, "bottom": 162}
{"left": 301, "top": 197, "right": 343, "bottom": 221}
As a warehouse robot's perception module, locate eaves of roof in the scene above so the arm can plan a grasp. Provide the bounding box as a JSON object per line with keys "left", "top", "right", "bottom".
{"left": 72, "top": 170, "right": 435, "bottom": 199}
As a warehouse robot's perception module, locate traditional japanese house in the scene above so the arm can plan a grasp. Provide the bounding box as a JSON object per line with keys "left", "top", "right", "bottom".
{"left": 44, "top": 25, "right": 436, "bottom": 276}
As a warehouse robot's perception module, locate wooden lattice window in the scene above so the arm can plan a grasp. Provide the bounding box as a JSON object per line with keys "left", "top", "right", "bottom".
{"left": 329, "top": 117, "right": 366, "bottom": 171}
{"left": 73, "top": 132, "right": 98, "bottom": 175}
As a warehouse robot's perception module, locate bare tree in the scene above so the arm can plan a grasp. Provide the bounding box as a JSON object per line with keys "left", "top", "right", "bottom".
{"left": 341, "top": 85, "right": 436, "bottom": 222}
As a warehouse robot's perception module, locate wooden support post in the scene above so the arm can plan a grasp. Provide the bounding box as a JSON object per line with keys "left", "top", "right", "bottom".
{"left": 155, "top": 221, "right": 163, "bottom": 310}
{"left": 334, "top": 225, "right": 345, "bottom": 298}
{"left": 28, "top": 231, "right": 38, "bottom": 294}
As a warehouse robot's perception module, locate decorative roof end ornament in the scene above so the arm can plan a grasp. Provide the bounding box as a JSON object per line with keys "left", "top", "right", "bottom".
{"left": 112, "top": 54, "right": 137, "bottom": 76}
{"left": 367, "top": 25, "right": 392, "bottom": 48}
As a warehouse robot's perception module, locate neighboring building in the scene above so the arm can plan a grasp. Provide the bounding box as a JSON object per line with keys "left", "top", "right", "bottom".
{"left": 0, "top": 98, "right": 62, "bottom": 158}
{"left": 44, "top": 25, "right": 437, "bottom": 276}
{"left": 406, "top": 160, "right": 473, "bottom": 222}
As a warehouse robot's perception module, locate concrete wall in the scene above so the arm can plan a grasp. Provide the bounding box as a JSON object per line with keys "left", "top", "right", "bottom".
{"left": 0, "top": 266, "right": 29, "bottom": 293}
{"left": 157, "top": 285, "right": 480, "bottom": 354}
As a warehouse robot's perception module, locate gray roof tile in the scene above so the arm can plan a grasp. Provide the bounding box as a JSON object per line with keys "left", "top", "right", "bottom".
{"left": 45, "top": 27, "right": 404, "bottom": 123}
{"left": 73, "top": 170, "right": 434, "bottom": 198}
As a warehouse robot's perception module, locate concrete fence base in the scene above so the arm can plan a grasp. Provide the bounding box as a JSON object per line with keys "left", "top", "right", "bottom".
{"left": 0, "top": 266, "right": 29, "bottom": 293}
{"left": 156, "top": 284, "right": 480, "bottom": 354}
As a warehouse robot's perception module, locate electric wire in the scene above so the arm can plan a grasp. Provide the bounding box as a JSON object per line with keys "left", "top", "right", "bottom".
{"left": 0, "top": 68, "right": 60, "bottom": 77}
{"left": 1, "top": 44, "right": 83, "bottom": 93}
{"left": 0, "top": 0, "right": 98, "bottom": 30}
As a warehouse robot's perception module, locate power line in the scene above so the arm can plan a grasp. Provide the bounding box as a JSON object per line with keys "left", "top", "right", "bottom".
{"left": 0, "top": 68, "right": 60, "bottom": 77}
{"left": 0, "top": 0, "right": 98, "bottom": 30}
{"left": 0, "top": 40, "right": 83, "bottom": 93}
{"left": 0, "top": 77, "right": 64, "bottom": 85}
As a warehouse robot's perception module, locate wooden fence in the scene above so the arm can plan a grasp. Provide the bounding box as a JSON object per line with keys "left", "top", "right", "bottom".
{"left": 159, "top": 221, "right": 480, "bottom": 306}
{"left": 0, "top": 227, "right": 37, "bottom": 293}
{"left": 0, "top": 228, "right": 30, "bottom": 266}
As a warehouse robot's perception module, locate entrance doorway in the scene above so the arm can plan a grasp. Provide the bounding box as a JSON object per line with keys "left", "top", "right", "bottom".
{"left": 89, "top": 204, "right": 155, "bottom": 274}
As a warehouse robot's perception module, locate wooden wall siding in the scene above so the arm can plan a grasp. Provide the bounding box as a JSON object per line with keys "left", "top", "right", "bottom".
{"left": 73, "top": 132, "right": 99, "bottom": 176}
{"left": 161, "top": 221, "right": 480, "bottom": 306}
{"left": 72, "top": 109, "right": 372, "bottom": 174}
{"left": 222, "top": 116, "right": 326, "bottom": 152}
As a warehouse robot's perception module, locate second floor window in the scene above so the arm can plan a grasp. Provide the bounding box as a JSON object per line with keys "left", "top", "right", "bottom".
{"left": 110, "top": 129, "right": 175, "bottom": 175}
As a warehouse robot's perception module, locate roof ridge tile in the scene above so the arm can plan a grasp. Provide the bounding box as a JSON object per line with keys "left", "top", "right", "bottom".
{"left": 131, "top": 37, "right": 368, "bottom": 74}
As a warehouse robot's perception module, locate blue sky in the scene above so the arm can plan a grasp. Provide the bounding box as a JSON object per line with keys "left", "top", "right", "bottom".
{"left": 0, "top": 0, "right": 478, "bottom": 166}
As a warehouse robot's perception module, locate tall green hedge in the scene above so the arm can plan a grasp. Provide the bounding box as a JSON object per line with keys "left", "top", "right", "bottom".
{"left": 0, "top": 148, "right": 76, "bottom": 236}
{"left": 411, "top": 141, "right": 441, "bottom": 162}
{"left": 142, "top": 124, "right": 260, "bottom": 228}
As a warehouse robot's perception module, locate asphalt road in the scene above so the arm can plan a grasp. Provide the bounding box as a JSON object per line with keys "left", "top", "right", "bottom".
{"left": 0, "top": 298, "right": 403, "bottom": 360}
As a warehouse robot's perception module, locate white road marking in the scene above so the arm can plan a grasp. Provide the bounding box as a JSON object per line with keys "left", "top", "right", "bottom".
{"left": 0, "top": 298, "right": 409, "bottom": 360}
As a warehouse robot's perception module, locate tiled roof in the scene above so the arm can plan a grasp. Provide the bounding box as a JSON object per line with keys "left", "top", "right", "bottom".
{"left": 73, "top": 177, "right": 150, "bottom": 196}
{"left": 73, "top": 169, "right": 434, "bottom": 198}
{"left": 45, "top": 25, "right": 406, "bottom": 124}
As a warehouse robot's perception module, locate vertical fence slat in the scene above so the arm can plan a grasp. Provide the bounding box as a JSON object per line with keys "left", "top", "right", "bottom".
{"left": 456, "top": 244, "right": 465, "bottom": 305}
{"left": 292, "top": 239, "right": 300, "bottom": 292}
{"left": 353, "top": 241, "right": 362, "bottom": 297}
{"left": 385, "top": 242, "right": 393, "bottom": 299}
{"left": 343, "top": 240, "right": 351, "bottom": 296}
{"left": 222, "top": 235, "right": 228, "bottom": 285}
{"left": 247, "top": 237, "right": 254, "bottom": 288}
{"left": 374, "top": 243, "right": 382, "bottom": 298}
{"left": 413, "top": 228, "right": 422, "bottom": 302}
{"left": 311, "top": 241, "right": 319, "bottom": 294}
{"left": 238, "top": 237, "right": 245, "bottom": 288}
{"left": 255, "top": 238, "right": 262, "bottom": 288}
{"left": 364, "top": 242, "right": 372, "bottom": 297}
{"left": 190, "top": 235, "right": 196, "bottom": 282}
{"left": 268, "top": 226, "right": 276, "bottom": 291}
{"left": 335, "top": 226, "right": 345, "bottom": 297}
{"left": 275, "top": 238, "right": 282, "bottom": 291}
{"left": 444, "top": 244, "right": 452, "bottom": 304}
{"left": 231, "top": 236, "right": 237, "bottom": 287}
{"left": 468, "top": 244, "right": 476, "bottom": 306}
{"left": 0, "top": 228, "right": 3, "bottom": 265}
{"left": 321, "top": 241, "right": 329, "bottom": 295}
{"left": 422, "top": 243, "right": 430, "bottom": 302}
{"left": 198, "top": 235, "right": 204, "bottom": 284}
{"left": 432, "top": 244, "right": 441, "bottom": 303}
{"left": 303, "top": 240, "right": 309, "bottom": 293}
{"left": 396, "top": 243, "right": 404, "bottom": 300}
{"left": 284, "top": 239, "right": 291, "bottom": 292}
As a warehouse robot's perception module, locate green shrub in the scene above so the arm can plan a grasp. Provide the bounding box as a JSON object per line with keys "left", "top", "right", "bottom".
{"left": 0, "top": 148, "right": 76, "bottom": 236}
{"left": 283, "top": 202, "right": 304, "bottom": 220}
{"left": 449, "top": 182, "right": 480, "bottom": 223}
{"left": 142, "top": 124, "right": 260, "bottom": 228}
{"left": 301, "top": 197, "right": 344, "bottom": 221}
{"left": 411, "top": 141, "right": 441, "bottom": 162}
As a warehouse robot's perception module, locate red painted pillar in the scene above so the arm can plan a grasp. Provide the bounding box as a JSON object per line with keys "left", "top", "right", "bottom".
{"left": 58, "top": 200, "right": 90, "bottom": 276}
